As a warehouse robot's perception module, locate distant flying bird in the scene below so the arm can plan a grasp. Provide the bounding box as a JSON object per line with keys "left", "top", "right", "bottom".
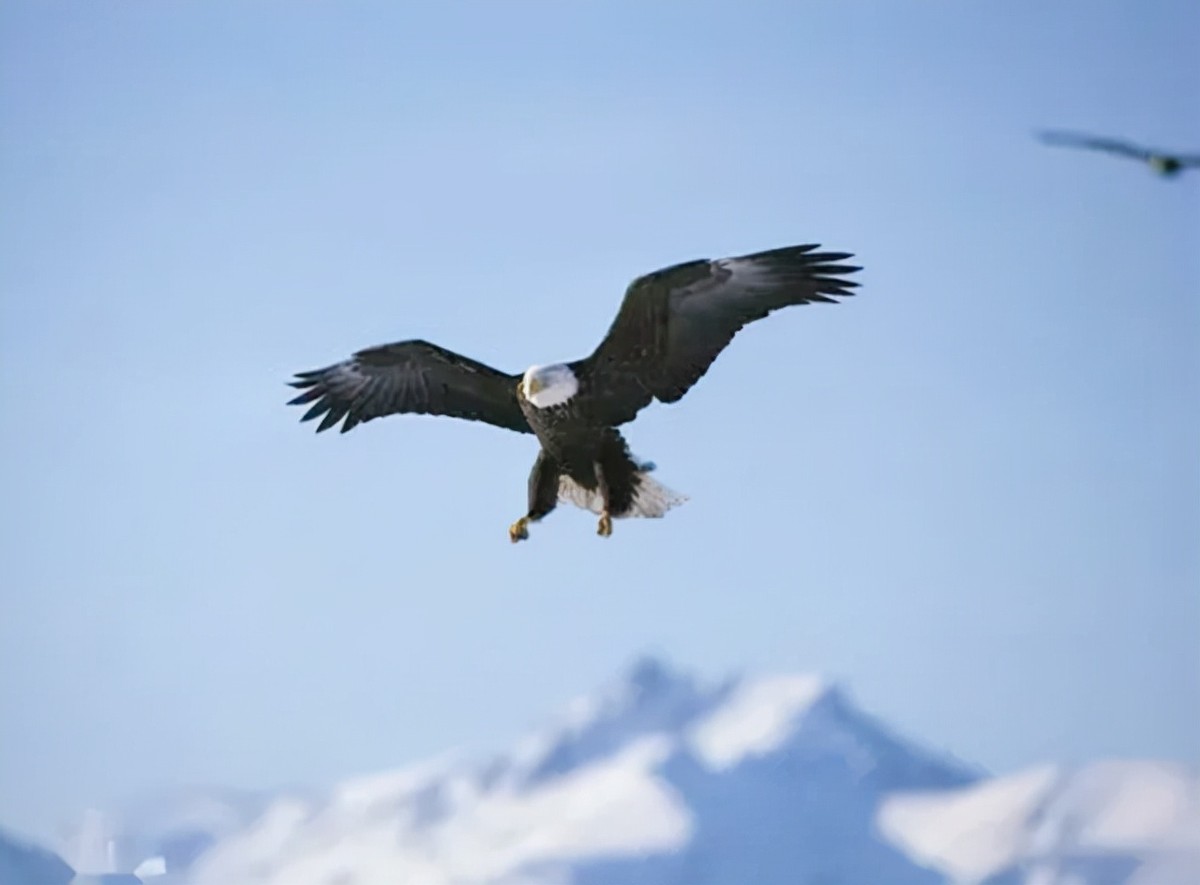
{"left": 288, "top": 244, "right": 860, "bottom": 543}
{"left": 1037, "top": 129, "right": 1200, "bottom": 177}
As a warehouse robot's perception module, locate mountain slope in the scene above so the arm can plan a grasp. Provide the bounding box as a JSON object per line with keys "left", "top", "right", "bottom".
{"left": 879, "top": 760, "right": 1200, "bottom": 885}
{"left": 0, "top": 829, "right": 73, "bottom": 885}
{"left": 52, "top": 657, "right": 1199, "bottom": 885}
{"left": 183, "top": 658, "right": 980, "bottom": 885}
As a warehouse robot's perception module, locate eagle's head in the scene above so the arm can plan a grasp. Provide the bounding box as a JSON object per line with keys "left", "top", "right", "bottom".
{"left": 1149, "top": 155, "right": 1182, "bottom": 176}
{"left": 522, "top": 363, "right": 579, "bottom": 409}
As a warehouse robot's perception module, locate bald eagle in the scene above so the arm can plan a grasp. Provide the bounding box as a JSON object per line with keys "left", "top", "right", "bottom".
{"left": 1037, "top": 129, "right": 1200, "bottom": 178}
{"left": 288, "top": 243, "right": 860, "bottom": 542}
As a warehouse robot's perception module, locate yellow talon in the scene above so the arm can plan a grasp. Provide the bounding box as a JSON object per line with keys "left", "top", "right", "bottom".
{"left": 509, "top": 517, "right": 530, "bottom": 544}
{"left": 597, "top": 512, "right": 613, "bottom": 538}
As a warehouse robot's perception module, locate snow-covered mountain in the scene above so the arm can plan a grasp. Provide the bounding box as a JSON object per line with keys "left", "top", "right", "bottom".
{"left": 880, "top": 760, "right": 1200, "bottom": 885}
{"left": 0, "top": 828, "right": 73, "bottom": 885}
{"left": 51, "top": 658, "right": 1200, "bottom": 885}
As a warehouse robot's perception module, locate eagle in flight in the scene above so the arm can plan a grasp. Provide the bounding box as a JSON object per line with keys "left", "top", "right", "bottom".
{"left": 289, "top": 244, "right": 860, "bottom": 543}
{"left": 1037, "top": 129, "right": 1200, "bottom": 178}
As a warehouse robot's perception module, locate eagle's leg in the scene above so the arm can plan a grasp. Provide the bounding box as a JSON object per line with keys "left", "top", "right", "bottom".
{"left": 594, "top": 460, "right": 613, "bottom": 538}
{"left": 511, "top": 450, "right": 560, "bottom": 544}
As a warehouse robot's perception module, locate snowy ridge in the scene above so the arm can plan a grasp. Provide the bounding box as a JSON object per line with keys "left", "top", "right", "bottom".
{"left": 44, "top": 657, "right": 1199, "bottom": 885}
{"left": 880, "top": 760, "right": 1200, "bottom": 884}
{"left": 687, "top": 674, "right": 828, "bottom": 769}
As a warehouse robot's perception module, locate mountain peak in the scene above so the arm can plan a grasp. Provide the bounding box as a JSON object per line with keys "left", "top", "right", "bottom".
{"left": 607, "top": 653, "right": 707, "bottom": 713}
{"left": 51, "top": 657, "right": 1195, "bottom": 885}
{"left": 511, "top": 656, "right": 718, "bottom": 785}
{"left": 622, "top": 653, "right": 690, "bottom": 696}
{"left": 508, "top": 659, "right": 947, "bottom": 796}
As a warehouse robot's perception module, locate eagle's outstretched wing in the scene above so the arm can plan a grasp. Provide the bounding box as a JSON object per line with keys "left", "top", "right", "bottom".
{"left": 288, "top": 340, "right": 531, "bottom": 434}
{"left": 1037, "top": 130, "right": 1154, "bottom": 161}
{"left": 575, "top": 244, "right": 860, "bottom": 426}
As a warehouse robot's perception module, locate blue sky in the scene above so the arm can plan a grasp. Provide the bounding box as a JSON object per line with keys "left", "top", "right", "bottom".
{"left": 1, "top": 0, "right": 1197, "bottom": 843}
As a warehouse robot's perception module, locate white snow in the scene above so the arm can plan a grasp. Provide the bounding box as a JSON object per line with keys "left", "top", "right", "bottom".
{"left": 877, "top": 763, "right": 1061, "bottom": 882}
{"left": 687, "top": 673, "right": 828, "bottom": 769}
{"left": 187, "top": 736, "right": 689, "bottom": 885}
{"left": 436, "top": 736, "right": 689, "bottom": 876}
{"left": 132, "top": 855, "right": 166, "bottom": 878}
{"left": 47, "top": 659, "right": 1200, "bottom": 885}
{"left": 877, "top": 760, "right": 1200, "bottom": 885}
{"left": 1050, "top": 760, "right": 1200, "bottom": 851}
{"left": 332, "top": 752, "right": 461, "bottom": 814}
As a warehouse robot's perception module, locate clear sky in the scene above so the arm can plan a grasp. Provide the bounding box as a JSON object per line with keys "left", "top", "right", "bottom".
{"left": 1, "top": 0, "right": 1197, "bottom": 845}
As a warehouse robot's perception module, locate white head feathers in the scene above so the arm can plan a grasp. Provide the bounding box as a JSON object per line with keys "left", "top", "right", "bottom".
{"left": 522, "top": 363, "right": 579, "bottom": 409}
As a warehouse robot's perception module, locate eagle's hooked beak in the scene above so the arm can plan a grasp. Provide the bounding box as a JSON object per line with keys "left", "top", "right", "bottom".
{"left": 525, "top": 375, "right": 543, "bottom": 397}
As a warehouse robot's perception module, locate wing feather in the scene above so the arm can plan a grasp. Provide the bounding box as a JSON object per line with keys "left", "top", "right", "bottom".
{"left": 287, "top": 340, "right": 530, "bottom": 434}
{"left": 1036, "top": 130, "right": 1152, "bottom": 161}
{"left": 576, "top": 243, "right": 860, "bottom": 425}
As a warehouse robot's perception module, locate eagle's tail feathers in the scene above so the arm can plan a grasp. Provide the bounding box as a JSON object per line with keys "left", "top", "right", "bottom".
{"left": 629, "top": 472, "right": 688, "bottom": 518}
{"left": 557, "top": 471, "right": 687, "bottom": 519}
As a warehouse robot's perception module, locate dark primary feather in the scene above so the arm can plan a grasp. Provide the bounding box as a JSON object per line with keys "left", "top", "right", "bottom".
{"left": 577, "top": 244, "right": 860, "bottom": 425}
{"left": 287, "top": 340, "right": 530, "bottom": 434}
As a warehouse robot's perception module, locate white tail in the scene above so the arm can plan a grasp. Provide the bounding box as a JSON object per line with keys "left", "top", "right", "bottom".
{"left": 558, "top": 470, "right": 688, "bottom": 519}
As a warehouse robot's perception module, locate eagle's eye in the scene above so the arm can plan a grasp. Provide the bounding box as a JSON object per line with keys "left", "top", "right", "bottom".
{"left": 526, "top": 375, "right": 544, "bottom": 396}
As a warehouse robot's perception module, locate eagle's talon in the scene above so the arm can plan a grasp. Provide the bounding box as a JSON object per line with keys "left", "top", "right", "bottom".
{"left": 597, "top": 513, "right": 613, "bottom": 538}
{"left": 509, "top": 517, "right": 530, "bottom": 544}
